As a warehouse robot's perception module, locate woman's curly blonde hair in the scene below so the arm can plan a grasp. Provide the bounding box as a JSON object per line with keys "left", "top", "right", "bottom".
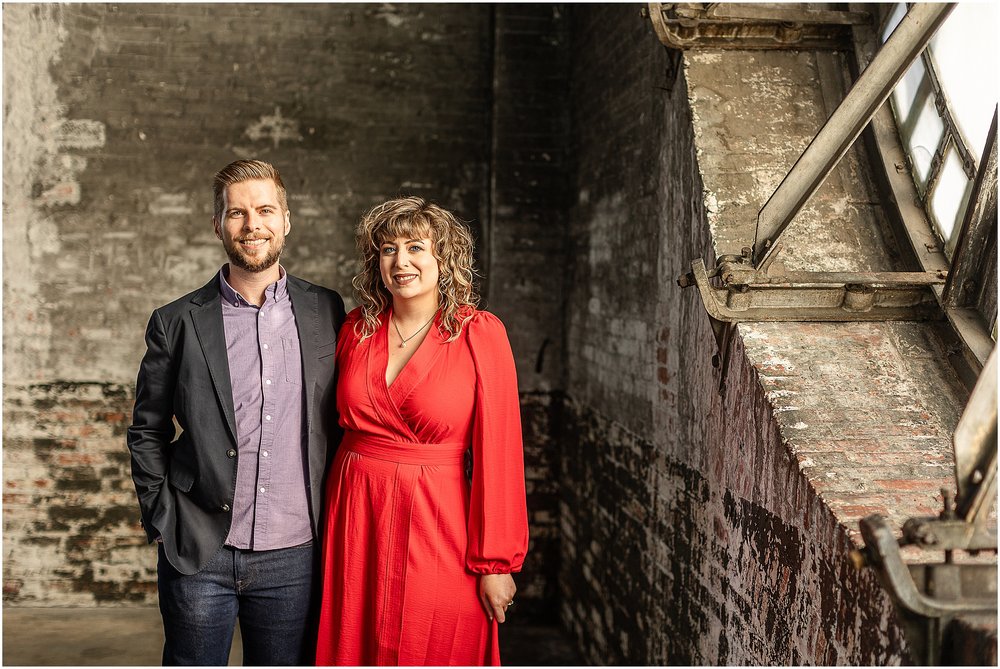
{"left": 353, "top": 196, "right": 479, "bottom": 341}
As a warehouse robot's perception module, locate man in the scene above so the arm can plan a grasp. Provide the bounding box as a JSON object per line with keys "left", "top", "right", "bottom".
{"left": 127, "top": 159, "right": 346, "bottom": 665}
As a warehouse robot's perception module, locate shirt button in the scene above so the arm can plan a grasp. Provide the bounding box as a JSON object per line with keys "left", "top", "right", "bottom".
{"left": 259, "top": 487, "right": 266, "bottom": 493}
{"left": 221, "top": 504, "right": 231, "bottom": 512}
{"left": 227, "top": 449, "right": 236, "bottom": 458}
{"left": 265, "top": 379, "right": 272, "bottom": 385}
{"left": 262, "top": 450, "right": 269, "bottom": 457}
{"left": 263, "top": 343, "right": 269, "bottom": 350}
{"left": 265, "top": 415, "right": 271, "bottom": 421}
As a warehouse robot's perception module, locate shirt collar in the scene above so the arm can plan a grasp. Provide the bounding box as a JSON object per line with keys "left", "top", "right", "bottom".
{"left": 218, "top": 265, "right": 288, "bottom": 307}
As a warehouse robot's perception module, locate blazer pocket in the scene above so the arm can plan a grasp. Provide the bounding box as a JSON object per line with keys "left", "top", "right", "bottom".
{"left": 168, "top": 458, "right": 195, "bottom": 493}
{"left": 317, "top": 341, "right": 336, "bottom": 360}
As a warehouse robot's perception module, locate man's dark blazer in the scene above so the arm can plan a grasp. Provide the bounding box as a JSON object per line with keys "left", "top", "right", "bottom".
{"left": 127, "top": 272, "right": 346, "bottom": 575}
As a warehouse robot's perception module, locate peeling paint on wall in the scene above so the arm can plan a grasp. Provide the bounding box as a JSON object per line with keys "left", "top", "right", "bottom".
{"left": 148, "top": 191, "right": 195, "bottom": 216}
{"left": 244, "top": 106, "right": 303, "bottom": 149}
{"left": 3, "top": 4, "right": 67, "bottom": 383}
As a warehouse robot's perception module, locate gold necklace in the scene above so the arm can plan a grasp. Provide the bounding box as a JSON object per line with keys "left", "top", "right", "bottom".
{"left": 392, "top": 312, "right": 436, "bottom": 348}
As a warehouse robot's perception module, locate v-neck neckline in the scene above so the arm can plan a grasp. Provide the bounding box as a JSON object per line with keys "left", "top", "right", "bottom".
{"left": 366, "top": 310, "right": 448, "bottom": 442}
{"left": 379, "top": 307, "right": 441, "bottom": 395}
{"left": 384, "top": 308, "right": 436, "bottom": 390}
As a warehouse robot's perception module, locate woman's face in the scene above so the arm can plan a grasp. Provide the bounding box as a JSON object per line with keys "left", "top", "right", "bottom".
{"left": 379, "top": 233, "right": 440, "bottom": 308}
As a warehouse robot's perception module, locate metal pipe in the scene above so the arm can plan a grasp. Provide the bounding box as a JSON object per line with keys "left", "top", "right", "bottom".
{"left": 954, "top": 346, "right": 998, "bottom": 523}
{"left": 753, "top": 3, "right": 955, "bottom": 268}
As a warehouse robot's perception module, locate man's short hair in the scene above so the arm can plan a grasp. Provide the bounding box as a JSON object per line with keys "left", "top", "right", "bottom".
{"left": 212, "top": 159, "right": 288, "bottom": 221}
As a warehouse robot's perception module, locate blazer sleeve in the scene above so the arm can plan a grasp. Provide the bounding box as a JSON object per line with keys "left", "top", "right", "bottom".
{"left": 126, "top": 309, "right": 177, "bottom": 543}
{"left": 465, "top": 311, "right": 529, "bottom": 575}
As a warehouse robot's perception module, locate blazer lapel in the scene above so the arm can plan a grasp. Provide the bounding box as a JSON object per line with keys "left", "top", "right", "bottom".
{"left": 189, "top": 278, "right": 238, "bottom": 444}
{"left": 287, "top": 276, "right": 318, "bottom": 435}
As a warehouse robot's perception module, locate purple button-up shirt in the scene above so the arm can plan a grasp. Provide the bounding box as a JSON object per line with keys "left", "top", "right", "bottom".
{"left": 218, "top": 265, "right": 312, "bottom": 550}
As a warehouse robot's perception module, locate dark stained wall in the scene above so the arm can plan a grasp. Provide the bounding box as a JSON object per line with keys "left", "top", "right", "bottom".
{"left": 488, "top": 4, "right": 572, "bottom": 621}
{"left": 559, "top": 4, "right": 719, "bottom": 662}
{"left": 6, "top": 2, "right": 493, "bottom": 386}
{"left": 556, "top": 4, "right": 970, "bottom": 665}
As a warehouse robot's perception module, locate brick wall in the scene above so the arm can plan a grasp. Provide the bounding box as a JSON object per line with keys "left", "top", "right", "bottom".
{"left": 557, "top": 4, "right": 971, "bottom": 665}
{"left": 488, "top": 4, "right": 572, "bottom": 622}
{"left": 4, "top": 3, "right": 493, "bottom": 386}
{"left": 487, "top": 4, "right": 570, "bottom": 393}
{"left": 3, "top": 384, "right": 149, "bottom": 604}
{"left": 4, "top": 3, "right": 985, "bottom": 664}
{"left": 3, "top": 3, "right": 563, "bottom": 612}
{"left": 559, "top": 4, "right": 720, "bottom": 661}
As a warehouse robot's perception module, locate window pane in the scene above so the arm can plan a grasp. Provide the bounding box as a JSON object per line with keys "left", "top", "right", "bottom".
{"left": 890, "top": 42, "right": 930, "bottom": 124}
{"left": 880, "top": 3, "right": 905, "bottom": 44}
{"left": 905, "top": 84, "right": 943, "bottom": 192}
{"left": 928, "top": 3, "right": 999, "bottom": 163}
{"left": 929, "top": 145, "right": 973, "bottom": 254}
{"left": 889, "top": 54, "right": 943, "bottom": 193}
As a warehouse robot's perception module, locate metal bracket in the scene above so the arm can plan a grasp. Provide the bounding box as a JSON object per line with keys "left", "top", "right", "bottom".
{"left": 645, "top": 3, "right": 869, "bottom": 50}
{"left": 678, "top": 252, "right": 947, "bottom": 323}
{"left": 855, "top": 513, "right": 996, "bottom": 664}
{"left": 678, "top": 250, "right": 946, "bottom": 396}
{"left": 852, "top": 349, "right": 998, "bottom": 664}
{"left": 952, "top": 347, "right": 998, "bottom": 523}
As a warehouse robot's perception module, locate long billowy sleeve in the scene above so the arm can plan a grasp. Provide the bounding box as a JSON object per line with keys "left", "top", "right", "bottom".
{"left": 465, "top": 311, "right": 529, "bottom": 575}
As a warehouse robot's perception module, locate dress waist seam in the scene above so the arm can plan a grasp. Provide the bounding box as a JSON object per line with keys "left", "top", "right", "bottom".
{"left": 341, "top": 432, "right": 466, "bottom": 466}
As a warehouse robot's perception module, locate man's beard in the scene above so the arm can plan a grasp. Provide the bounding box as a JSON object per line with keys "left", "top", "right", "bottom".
{"left": 224, "top": 235, "right": 284, "bottom": 273}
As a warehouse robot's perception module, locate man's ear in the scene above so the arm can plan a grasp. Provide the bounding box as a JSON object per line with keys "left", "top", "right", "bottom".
{"left": 284, "top": 210, "right": 291, "bottom": 236}
{"left": 213, "top": 217, "right": 222, "bottom": 240}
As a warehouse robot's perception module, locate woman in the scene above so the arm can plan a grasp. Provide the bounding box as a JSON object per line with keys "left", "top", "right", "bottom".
{"left": 315, "top": 197, "right": 529, "bottom": 666}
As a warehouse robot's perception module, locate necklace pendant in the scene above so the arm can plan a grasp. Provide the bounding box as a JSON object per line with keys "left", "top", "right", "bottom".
{"left": 400, "top": 341, "right": 406, "bottom": 349}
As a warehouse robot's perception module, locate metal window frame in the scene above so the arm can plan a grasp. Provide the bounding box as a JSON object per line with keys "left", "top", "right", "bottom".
{"left": 666, "top": 3, "right": 959, "bottom": 397}
{"left": 857, "top": 3, "right": 997, "bottom": 376}
{"left": 750, "top": 2, "right": 955, "bottom": 268}
{"left": 886, "top": 31, "right": 981, "bottom": 253}
{"left": 664, "top": 2, "right": 996, "bottom": 377}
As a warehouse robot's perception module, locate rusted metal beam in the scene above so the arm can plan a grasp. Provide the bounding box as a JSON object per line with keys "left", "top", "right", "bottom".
{"left": 645, "top": 2, "right": 866, "bottom": 50}
{"left": 902, "top": 517, "right": 998, "bottom": 552}
{"left": 858, "top": 515, "right": 996, "bottom": 618}
{"left": 685, "top": 259, "right": 945, "bottom": 323}
{"left": 694, "top": 4, "right": 871, "bottom": 26}
{"left": 953, "top": 346, "right": 998, "bottom": 524}
{"left": 753, "top": 3, "right": 956, "bottom": 268}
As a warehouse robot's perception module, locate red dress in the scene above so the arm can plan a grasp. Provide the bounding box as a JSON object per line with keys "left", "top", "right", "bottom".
{"left": 316, "top": 307, "right": 528, "bottom": 666}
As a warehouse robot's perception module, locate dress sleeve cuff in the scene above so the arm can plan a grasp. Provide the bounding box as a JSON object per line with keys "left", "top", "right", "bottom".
{"left": 466, "top": 559, "right": 523, "bottom": 575}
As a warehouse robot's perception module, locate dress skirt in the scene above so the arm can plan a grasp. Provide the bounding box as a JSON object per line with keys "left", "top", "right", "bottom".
{"left": 315, "top": 433, "right": 498, "bottom": 666}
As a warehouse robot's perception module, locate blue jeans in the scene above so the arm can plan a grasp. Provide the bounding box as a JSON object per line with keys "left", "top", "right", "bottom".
{"left": 157, "top": 541, "right": 316, "bottom": 666}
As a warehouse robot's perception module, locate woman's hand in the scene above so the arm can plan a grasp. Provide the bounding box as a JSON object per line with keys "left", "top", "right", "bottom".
{"left": 478, "top": 573, "right": 517, "bottom": 623}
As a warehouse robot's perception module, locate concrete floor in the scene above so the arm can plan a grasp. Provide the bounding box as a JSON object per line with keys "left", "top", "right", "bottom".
{"left": 2, "top": 607, "right": 582, "bottom": 666}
